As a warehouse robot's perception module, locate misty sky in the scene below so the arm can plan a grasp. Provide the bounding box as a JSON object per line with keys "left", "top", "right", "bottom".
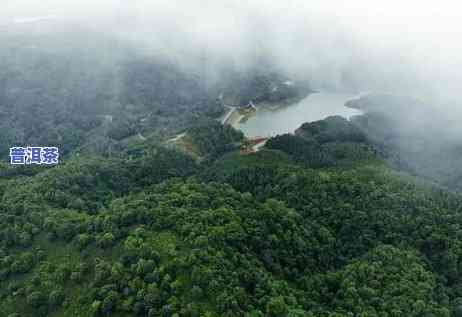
{"left": 2, "top": 0, "right": 462, "bottom": 102}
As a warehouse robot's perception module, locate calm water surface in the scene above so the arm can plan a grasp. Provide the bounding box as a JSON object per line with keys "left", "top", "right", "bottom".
{"left": 236, "top": 92, "right": 363, "bottom": 138}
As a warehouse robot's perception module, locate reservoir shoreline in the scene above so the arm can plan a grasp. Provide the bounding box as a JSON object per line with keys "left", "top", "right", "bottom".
{"left": 234, "top": 92, "right": 363, "bottom": 138}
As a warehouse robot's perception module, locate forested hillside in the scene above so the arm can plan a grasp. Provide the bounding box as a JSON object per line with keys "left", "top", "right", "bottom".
{"left": 2, "top": 104, "right": 462, "bottom": 316}
{"left": 0, "top": 30, "right": 225, "bottom": 159}
{"left": 348, "top": 94, "right": 462, "bottom": 191}
{"left": 3, "top": 25, "right": 462, "bottom": 317}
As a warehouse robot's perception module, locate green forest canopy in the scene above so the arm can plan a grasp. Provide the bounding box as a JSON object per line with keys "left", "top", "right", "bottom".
{"left": 2, "top": 32, "right": 462, "bottom": 316}
{"left": 1, "top": 113, "right": 462, "bottom": 316}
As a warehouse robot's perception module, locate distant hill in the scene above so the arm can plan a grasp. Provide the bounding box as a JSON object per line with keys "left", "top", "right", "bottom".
{"left": 349, "top": 94, "right": 462, "bottom": 191}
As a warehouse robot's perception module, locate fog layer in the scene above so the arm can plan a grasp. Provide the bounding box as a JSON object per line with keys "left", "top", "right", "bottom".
{"left": 3, "top": 0, "right": 462, "bottom": 103}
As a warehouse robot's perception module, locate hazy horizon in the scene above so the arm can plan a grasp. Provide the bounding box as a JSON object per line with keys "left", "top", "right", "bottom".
{"left": 2, "top": 1, "right": 462, "bottom": 104}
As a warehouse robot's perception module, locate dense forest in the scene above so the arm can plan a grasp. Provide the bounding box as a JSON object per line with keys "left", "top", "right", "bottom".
{"left": 3, "top": 105, "right": 462, "bottom": 316}
{"left": 3, "top": 26, "right": 462, "bottom": 317}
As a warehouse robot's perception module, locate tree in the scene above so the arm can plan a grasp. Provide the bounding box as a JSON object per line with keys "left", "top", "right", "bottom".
{"left": 49, "top": 289, "right": 64, "bottom": 308}
{"left": 266, "top": 296, "right": 289, "bottom": 317}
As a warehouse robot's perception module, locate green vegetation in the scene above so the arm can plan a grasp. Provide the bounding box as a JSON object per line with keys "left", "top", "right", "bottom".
{"left": 266, "top": 116, "right": 376, "bottom": 168}
{"left": 2, "top": 32, "right": 462, "bottom": 316}
{"left": 0, "top": 32, "right": 223, "bottom": 159}
{"left": 186, "top": 120, "right": 245, "bottom": 159}
{"left": 3, "top": 109, "right": 462, "bottom": 316}
{"left": 167, "top": 120, "right": 245, "bottom": 161}
{"left": 219, "top": 63, "right": 313, "bottom": 107}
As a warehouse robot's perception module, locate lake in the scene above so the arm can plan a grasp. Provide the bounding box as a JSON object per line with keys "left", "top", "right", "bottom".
{"left": 235, "top": 92, "right": 363, "bottom": 138}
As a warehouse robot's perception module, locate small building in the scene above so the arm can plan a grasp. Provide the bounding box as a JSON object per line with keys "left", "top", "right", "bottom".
{"left": 241, "top": 100, "right": 257, "bottom": 111}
